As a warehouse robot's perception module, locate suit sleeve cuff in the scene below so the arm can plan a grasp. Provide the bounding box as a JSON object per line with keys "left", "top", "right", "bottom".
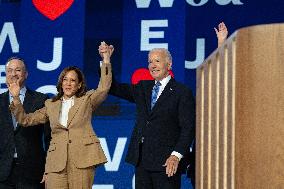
{"left": 171, "top": 151, "right": 183, "bottom": 161}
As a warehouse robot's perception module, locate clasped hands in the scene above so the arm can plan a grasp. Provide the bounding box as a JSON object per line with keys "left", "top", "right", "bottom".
{"left": 98, "top": 41, "right": 114, "bottom": 63}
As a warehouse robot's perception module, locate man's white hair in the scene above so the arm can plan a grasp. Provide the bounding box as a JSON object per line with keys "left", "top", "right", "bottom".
{"left": 5, "top": 57, "right": 27, "bottom": 72}
{"left": 148, "top": 48, "right": 172, "bottom": 63}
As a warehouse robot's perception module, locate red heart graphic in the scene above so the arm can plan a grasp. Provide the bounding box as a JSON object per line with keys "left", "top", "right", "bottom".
{"left": 32, "top": 0, "right": 74, "bottom": 21}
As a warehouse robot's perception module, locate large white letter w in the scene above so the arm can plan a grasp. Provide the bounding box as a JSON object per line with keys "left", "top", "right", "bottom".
{"left": 0, "top": 22, "right": 19, "bottom": 53}
{"left": 135, "top": 0, "right": 175, "bottom": 8}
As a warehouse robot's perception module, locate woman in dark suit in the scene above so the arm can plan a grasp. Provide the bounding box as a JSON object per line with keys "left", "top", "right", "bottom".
{"left": 8, "top": 42, "right": 113, "bottom": 189}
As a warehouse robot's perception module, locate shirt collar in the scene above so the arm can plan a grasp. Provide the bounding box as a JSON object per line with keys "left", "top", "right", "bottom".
{"left": 62, "top": 96, "right": 75, "bottom": 102}
{"left": 20, "top": 86, "right": 27, "bottom": 96}
{"left": 155, "top": 75, "right": 171, "bottom": 87}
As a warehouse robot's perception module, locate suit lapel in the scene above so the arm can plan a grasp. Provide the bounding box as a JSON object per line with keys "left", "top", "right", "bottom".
{"left": 145, "top": 80, "right": 155, "bottom": 113}
{"left": 52, "top": 100, "right": 62, "bottom": 127}
{"left": 151, "top": 78, "right": 176, "bottom": 113}
{"left": 23, "top": 89, "right": 33, "bottom": 112}
{"left": 48, "top": 98, "right": 69, "bottom": 128}
{"left": 67, "top": 96, "right": 82, "bottom": 127}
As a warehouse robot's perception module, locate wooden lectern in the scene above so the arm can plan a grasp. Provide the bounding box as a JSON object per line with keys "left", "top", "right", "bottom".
{"left": 196, "top": 24, "right": 284, "bottom": 189}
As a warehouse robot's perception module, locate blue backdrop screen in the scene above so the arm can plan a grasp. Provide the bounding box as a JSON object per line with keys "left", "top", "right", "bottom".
{"left": 1, "top": 0, "right": 284, "bottom": 188}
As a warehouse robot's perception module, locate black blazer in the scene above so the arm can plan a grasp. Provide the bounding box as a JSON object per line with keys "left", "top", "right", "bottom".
{"left": 110, "top": 78, "right": 195, "bottom": 171}
{"left": 0, "top": 89, "right": 51, "bottom": 182}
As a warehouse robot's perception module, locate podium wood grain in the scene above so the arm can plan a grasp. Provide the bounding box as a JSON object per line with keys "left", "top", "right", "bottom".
{"left": 196, "top": 24, "right": 284, "bottom": 189}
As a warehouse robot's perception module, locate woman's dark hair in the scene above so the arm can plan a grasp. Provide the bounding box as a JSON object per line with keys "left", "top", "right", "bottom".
{"left": 52, "top": 66, "right": 87, "bottom": 102}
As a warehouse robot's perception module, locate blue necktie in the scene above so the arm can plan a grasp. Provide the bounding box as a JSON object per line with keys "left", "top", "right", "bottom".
{"left": 151, "top": 81, "right": 161, "bottom": 109}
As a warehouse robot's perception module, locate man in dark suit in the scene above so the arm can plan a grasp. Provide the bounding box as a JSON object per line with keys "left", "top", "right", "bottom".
{"left": 99, "top": 45, "right": 195, "bottom": 189}
{"left": 0, "top": 57, "right": 51, "bottom": 189}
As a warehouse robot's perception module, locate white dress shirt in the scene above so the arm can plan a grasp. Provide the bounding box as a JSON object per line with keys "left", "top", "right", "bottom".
{"left": 59, "top": 96, "right": 74, "bottom": 127}
{"left": 155, "top": 75, "right": 171, "bottom": 99}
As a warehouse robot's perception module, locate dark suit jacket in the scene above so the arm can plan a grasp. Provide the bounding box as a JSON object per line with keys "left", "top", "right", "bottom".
{"left": 0, "top": 89, "right": 51, "bottom": 182}
{"left": 110, "top": 77, "right": 195, "bottom": 172}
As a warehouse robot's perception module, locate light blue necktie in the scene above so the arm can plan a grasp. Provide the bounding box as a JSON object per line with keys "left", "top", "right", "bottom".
{"left": 151, "top": 81, "right": 161, "bottom": 109}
